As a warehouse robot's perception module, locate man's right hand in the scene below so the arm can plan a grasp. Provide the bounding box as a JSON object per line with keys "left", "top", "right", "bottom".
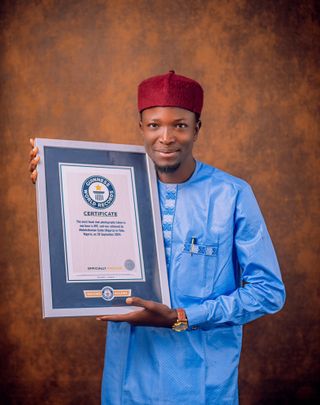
{"left": 29, "top": 138, "right": 40, "bottom": 184}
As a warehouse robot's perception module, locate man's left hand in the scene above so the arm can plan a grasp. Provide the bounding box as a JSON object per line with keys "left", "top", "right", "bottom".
{"left": 96, "top": 297, "right": 178, "bottom": 328}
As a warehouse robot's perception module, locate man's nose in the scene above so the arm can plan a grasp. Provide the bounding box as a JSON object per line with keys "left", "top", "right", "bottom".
{"left": 160, "top": 127, "right": 175, "bottom": 144}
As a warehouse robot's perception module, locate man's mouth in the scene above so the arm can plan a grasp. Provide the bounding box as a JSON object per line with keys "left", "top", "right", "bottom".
{"left": 155, "top": 149, "right": 179, "bottom": 155}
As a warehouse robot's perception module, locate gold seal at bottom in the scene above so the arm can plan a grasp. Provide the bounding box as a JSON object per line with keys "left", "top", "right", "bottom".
{"left": 83, "top": 289, "right": 132, "bottom": 299}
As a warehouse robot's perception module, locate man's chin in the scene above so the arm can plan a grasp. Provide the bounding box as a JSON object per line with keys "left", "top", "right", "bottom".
{"left": 155, "top": 163, "right": 180, "bottom": 173}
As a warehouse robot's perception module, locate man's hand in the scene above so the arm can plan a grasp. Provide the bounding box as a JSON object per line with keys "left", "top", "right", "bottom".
{"left": 29, "top": 138, "right": 40, "bottom": 184}
{"left": 96, "top": 297, "right": 178, "bottom": 328}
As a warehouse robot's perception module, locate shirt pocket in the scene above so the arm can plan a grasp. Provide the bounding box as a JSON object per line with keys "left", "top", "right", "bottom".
{"left": 175, "top": 240, "right": 219, "bottom": 299}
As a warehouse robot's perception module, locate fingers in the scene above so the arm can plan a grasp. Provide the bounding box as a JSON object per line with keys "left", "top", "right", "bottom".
{"left": 96, "top": 315, "right": 124, "bottom": 322}
{"left": 30, "top": 169, "right": 38, "bottom": 184}
{"left": 29, "top": 146, "right": 39, "bottom": 161}
{"left": 29, "top": 155, "right": 40, "bottom": 171}
{"left": 126, "top": 297, "right": 168, "bottom": 315}
{"left": 29, "top": 155, "right": 39, "bottom": 185}
{"left": 97, "top": 315, "right": 116, "bottom": 322}
{"left": 29, "top": 139, "right": 39, "bottom": 163}
{"left": 96, "top": 311, "right": 138, "bottom": 322}
{"left": 126, "top": 297, "right": 152, "bottom": 309}
{"left": 29, "top": 138, "right": 39, "bottom": 160}
{"left": 29, "top": 138, "right": 39, "bottom": 184}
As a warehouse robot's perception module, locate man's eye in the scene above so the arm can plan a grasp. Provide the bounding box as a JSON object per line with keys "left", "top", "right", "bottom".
{"left": 176, "top": 123, "right": 187, "bottom": 129}
{"left": 147, "top": 123, "right": 159, "bottom": 129}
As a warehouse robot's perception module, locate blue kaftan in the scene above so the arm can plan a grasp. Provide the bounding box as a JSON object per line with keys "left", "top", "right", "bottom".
{"left": 101, "top": 161, "right": 285, "bottom": 405}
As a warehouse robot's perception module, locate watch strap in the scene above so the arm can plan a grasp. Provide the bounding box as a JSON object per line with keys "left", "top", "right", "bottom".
{"left": 172, "top": 308, "right": 188, "bottom": 332}
{"left": 176, "top": 308, "right": 187, "bottom": 322}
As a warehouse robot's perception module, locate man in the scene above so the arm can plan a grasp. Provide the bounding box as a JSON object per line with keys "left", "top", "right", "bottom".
{"left": 29, "top": 71, "right": 285, "bottom": 404}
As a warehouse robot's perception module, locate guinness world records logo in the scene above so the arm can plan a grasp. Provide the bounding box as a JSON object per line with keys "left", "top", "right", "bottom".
{"left": 82, "top": 175, "right": 116, "bottom": 209}
{"left": 101, "top": 286, "right": 114, "bottom": 301}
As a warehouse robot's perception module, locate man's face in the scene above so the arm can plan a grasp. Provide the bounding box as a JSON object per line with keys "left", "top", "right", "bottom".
{"left": 140, "top": 106, "right": 200, "bottom": 177}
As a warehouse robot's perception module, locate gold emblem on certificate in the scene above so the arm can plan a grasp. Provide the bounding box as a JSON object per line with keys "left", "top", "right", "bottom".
{"left": 83, "top": 286, "right": 132, "bottom": 301}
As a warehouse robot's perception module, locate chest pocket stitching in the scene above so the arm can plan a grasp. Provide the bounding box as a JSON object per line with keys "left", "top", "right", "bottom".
{"left": 183, "top": 242, "right": 218, "bottom": 256}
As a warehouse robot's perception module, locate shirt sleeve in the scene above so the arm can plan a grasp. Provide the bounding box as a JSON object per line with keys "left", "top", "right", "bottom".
{"left": 185, "top": 184, "right": 286, "bottom": 329}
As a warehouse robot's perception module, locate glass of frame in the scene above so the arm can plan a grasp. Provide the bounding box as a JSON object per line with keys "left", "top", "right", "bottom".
{"left": 35, "top": 138, "right": 170, "bottom": 317}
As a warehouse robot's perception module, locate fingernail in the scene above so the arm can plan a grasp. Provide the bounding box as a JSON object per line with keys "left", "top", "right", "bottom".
{"left": 126, "top": 298, "right": 133, "bottom": 304}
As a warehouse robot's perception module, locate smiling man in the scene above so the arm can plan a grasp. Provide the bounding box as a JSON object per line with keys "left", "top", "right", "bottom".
{"left": 29, "top": 71, "right": 285, "bottom": 405}
{"left": 96, "top": 71, "right": 286, "bottom": 405}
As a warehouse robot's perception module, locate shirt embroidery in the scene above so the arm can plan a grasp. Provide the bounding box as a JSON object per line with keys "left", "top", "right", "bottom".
{"left": 159, "top": 183, "right": 178, "bottom": 269}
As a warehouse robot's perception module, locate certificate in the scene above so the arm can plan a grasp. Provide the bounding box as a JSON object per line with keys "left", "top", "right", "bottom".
{"left": 60, "top": 164, "right": 145, "bottom": 283}
{"left": 35, "top": 138, "right": 170, "bottom": 317}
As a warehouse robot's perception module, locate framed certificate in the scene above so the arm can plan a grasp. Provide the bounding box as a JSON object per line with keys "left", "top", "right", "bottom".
{"left": 35, "top": 138, "right": 170, "bottom": 317}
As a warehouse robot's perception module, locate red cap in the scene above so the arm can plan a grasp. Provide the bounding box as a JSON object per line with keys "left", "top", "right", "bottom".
{"left": 138, "top": 70, "right": 203, "bottom": 115}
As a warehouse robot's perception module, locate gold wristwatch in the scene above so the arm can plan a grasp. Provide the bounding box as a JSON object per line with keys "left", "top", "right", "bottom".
{"left": 172, "top": 308, "right": 188, "bottom": 332}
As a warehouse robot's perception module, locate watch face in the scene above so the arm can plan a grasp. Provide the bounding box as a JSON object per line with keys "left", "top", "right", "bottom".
{"left": 173, "top": 321, "right": 188, "bottom": 332}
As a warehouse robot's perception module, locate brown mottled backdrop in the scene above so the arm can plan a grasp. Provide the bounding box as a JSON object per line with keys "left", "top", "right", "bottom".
{"left": 0, "top": 0, "right": 319, "bottom": 404}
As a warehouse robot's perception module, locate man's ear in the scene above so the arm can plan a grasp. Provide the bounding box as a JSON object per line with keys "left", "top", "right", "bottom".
{"left": 194, "top": 120, "right": 202, "bottom": 139}
{"left": 138, "top": 110, "right": 142, "bottom": 129}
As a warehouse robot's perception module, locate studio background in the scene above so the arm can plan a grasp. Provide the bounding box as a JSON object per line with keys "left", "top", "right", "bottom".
{"left": 0, "top": 0, "right": 319, "bottom": 404}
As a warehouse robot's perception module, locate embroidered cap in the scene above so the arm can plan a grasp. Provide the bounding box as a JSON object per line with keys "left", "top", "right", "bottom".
{"left": 138, "top": 70, "right": 203, "bottom": 115}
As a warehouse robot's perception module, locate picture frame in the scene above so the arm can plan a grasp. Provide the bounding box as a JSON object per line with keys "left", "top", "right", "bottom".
{"left": 35, "top": 138, "right": 170, "bottom": 317}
